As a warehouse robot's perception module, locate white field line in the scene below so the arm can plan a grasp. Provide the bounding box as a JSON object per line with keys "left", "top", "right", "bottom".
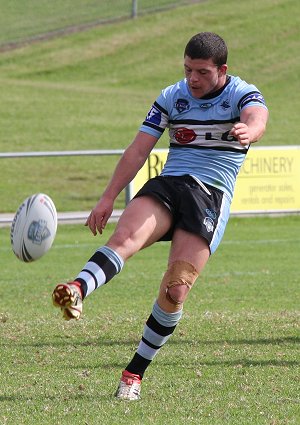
{"left": 0, "top": 238, "right": 297, "bottom": 253}
{"left": 222, "top": 238, "right": 299, "bottom": 245}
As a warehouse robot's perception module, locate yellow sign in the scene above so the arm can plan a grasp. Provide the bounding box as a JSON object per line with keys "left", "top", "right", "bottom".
{"left": 128, "top": 146, "right": 300, "bottom": 214}
{"left": 129, "top": 149, "right": 168, "bottom": 196}
{"left": 232, "top": 146, "right": 300, "bottom": 213}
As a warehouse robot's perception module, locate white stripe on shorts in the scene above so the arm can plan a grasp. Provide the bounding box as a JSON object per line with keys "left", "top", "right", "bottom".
{"left": 209, "top": 193, "right": 231, "bottom": 254}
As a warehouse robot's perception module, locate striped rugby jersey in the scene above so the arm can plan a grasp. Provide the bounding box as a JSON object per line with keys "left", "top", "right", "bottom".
{"left": 140, "top": 75, "right": 267, "bottom": 201}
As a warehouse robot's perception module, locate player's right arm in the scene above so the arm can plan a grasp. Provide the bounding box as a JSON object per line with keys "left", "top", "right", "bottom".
{"left": 86, "top": 131, "right": 159, "bottom": 235}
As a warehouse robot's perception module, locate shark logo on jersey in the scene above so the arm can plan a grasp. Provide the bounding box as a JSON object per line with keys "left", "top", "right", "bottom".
{"left": 174, "top": 98, "right": 190, "bottom": 113}
{"left": 145, "top": 105, "right": 162, "bottom": 125}
{"left": 220, "top": 99, "right": 230, "bottom": 110}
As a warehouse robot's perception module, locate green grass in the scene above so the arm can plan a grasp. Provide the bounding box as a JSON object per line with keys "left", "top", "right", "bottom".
{"left": 0, "top": 0, "right": 129, "bottom": 43}
{"left": 0, "top": 215, "right": 299, "bottom": 424}
{"left": 0, "top": 0, "right": 191, "bottom": 45}
{"left": 0, "top": 0, "right": 299, "bottom": 212}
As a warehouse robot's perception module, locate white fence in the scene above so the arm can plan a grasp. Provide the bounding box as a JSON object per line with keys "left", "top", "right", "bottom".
{"left": 0, "top": 149, "right": 124, "bottom": 158}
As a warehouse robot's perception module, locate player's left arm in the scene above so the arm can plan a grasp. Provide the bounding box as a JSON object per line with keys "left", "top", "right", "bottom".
{"left": 230, "top": 106, "right": 269, "bottom": 146}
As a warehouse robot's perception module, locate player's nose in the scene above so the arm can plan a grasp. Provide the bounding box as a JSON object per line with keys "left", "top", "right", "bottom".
{"left": 189, "top": 71, "right": 199, "bottom": 83}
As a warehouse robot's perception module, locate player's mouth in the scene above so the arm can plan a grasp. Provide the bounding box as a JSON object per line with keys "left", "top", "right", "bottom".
{"left": 189, "top": 85, "right": 204, "bottom": 97}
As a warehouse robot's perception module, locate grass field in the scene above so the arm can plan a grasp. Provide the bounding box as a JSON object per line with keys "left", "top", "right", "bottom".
{"left": 0, "top": 215, "right": 299, "bottom": 424}
{"left": 0, "top": 0, "right": 299, "bottom": 212}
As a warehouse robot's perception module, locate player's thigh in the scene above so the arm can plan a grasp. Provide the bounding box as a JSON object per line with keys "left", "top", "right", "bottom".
{"left": 107, "top": 195, "right": 172, "bottom": 259}
{"left": 168, "top": 228, "right": 210, "bottom": 273}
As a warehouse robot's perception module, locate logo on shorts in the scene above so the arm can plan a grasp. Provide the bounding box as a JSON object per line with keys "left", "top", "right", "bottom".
{"left": 203, "top": 217, "right": 214, "bottom": 233}
{"left": 205, "top": 208, "right": 217, "bottom": 220}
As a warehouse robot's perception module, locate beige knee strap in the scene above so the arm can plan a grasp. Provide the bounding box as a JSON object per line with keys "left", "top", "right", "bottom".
{"left": 157, "top": 260, "right": 199, "bottom": 312}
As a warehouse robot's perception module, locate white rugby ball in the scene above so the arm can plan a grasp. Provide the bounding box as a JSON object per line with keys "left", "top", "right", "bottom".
{"left": 10, "top": 193, "right": 57, "bottom": 262}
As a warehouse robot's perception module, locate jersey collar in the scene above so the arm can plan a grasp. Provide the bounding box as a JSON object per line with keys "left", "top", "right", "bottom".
{"left": 200, "top": 75, "right": 231, "bottom": 100}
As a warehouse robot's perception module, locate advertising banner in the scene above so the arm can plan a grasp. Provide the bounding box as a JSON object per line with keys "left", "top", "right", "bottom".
{"left": 128, "top": 146, "right": 300, "bottom": 214}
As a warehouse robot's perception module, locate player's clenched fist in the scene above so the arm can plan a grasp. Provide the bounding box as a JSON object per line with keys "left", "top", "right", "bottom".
{"left": 230, "top": 122, "right": 251, "bottom": 146}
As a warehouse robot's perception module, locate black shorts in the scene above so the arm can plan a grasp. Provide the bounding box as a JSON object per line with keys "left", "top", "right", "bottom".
{"left": 134, "top": 175, "right": 230, "bottom": 254}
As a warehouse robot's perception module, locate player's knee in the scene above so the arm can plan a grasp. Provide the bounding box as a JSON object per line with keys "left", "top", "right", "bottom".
{"left": 166, "top": 284, "right": 190, "bottom": 305}
{"left": 158, "top": 260, "right": 199, "bottom": 312}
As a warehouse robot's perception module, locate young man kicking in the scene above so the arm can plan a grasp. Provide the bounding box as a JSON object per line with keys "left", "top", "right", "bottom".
{"left": 52, "top": 32, "right": 268, "bottom": 400}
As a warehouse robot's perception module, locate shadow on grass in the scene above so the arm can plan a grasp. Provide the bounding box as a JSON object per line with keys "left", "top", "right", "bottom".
{"left": 188, "top": 359, "right": 299, "bottom": 367}
{"left": 0, "top": 393, "right": 113, "bottom": 403}
{"left": 1, "top": 336, "right": 298, "bottom": 370}
{"left": 181, "top": 336, "right": 300, "bottom": 346}
{"left": 94, "top": 359, "right": 299, "bottom": 369}
{"left": 1, "top": 335, "right": 298, "bottom": 348}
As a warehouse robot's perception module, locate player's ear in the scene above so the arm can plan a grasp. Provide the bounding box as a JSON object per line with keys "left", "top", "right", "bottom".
{"left": 218, "top": 64, "right": 227, "bottom": 75}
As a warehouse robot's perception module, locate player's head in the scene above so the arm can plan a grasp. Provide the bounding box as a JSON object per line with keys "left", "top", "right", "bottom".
{"left": 183, "top": 32, "right": 228, "bottom": 98}
{"left": 184, "top": 32, "right": 228, "bottom": 67}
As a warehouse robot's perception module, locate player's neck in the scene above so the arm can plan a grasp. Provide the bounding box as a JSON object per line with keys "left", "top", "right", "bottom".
{"left": 202, "top": 75, "right": 230, "bottom": 100}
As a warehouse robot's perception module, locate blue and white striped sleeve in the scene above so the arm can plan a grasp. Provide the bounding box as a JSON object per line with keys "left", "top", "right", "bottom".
{"left": 236, "top": 83, "right": 268, "bottom": 112}
{"left": 139, "top": 94, "right": 169, "bottom": 138}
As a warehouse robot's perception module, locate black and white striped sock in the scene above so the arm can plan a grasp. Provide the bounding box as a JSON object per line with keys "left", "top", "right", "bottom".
{"left": 75, "top": 246, "right": 124, "bottom": 299}
{"left": 125, "top": 301, "right": 183, "bottom": 378}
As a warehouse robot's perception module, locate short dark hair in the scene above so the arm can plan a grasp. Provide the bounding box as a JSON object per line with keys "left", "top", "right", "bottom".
{"left": 184, "top": 32, "right": 228, "bottom": 67}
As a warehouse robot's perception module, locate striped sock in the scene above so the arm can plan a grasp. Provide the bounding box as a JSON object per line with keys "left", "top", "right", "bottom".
{"left": 125, "top": 301, "right": 183, "bottom": 378}
{"left": 75, "top": 246, "right": 124, "bottom": 299}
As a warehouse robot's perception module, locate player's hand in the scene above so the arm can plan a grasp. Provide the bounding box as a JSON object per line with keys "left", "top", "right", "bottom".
{"left": 230, "top": 122, "right": 251, "bottom": 146}
{"left": 85, "top": 197, "right": 114, "bottom": 236}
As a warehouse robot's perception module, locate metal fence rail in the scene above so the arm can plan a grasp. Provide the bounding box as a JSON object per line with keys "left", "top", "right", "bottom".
{"left": 0, "top": 150, "right": 126, "bottom": 226}
{"left": 0, "top": 209, "right": 123, "bottom": 228}
{"left": 0, "top": 150, "right": 124, "bottom": 159}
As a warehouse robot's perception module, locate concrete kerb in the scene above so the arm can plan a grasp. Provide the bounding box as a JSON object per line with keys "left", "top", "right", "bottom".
{"left": 0, "top": 210, "right": 123, "bottom": 228}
